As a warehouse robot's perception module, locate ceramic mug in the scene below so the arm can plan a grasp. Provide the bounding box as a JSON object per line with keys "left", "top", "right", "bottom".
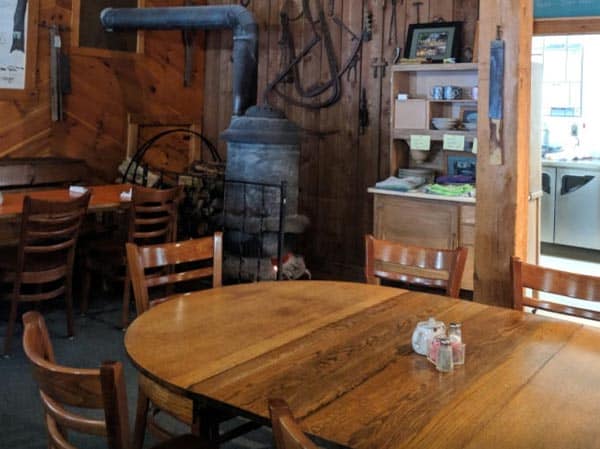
{"left": 443, "top": 86, "right": 462, "bottom": 100}
{"left": 431, "top": 86, "right": 444, "bottom": 100}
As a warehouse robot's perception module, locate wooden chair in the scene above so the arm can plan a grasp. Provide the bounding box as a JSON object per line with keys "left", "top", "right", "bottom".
{"left": 0, "top": 192, "right": 91, "bottom": 355}
{"left": 22, "top": 311, "right": 206, "bottom": 449}
{"left": 364, "top": 234, "right": 468, "bottom": 298}
{"left": 126, "top": 233, "right": 223, "bottom": 315}
{"left": 511, "top": 256, "right": 600, "bottom": 321}
{"left": 269, "top": 399, "right": 318, "bottom": 449}
{"left": 126, "top": 233, "right": 235, "bottom": 449}
{"left": 82, "top": 185, "right": 181, "bottom": 328}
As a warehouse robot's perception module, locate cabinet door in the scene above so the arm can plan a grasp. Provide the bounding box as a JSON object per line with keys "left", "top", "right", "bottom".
{"left": 374, "top": 195, "right": 459, "bottom": 249}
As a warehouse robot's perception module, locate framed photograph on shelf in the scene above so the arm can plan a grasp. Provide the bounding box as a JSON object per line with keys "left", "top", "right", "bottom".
{"left": 447, "top": 155, "right": 476, "bottom": 178}
{"left": 405, "top": 21, "right": 462, "bottom": 61}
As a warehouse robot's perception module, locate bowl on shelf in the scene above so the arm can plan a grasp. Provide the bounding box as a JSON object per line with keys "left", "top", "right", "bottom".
{"left": 431, "top": 117, "right": 458, "bottom": 130}
{"left": 410, "top": 150, "right": 429, "bottom": 164}
{"left": 463, "top": 122, "right": 477, "bottom": 131}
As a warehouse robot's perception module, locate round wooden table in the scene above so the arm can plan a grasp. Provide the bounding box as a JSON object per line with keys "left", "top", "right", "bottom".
{"left": 125, "top": 280, "right": 600, "bottom": 449}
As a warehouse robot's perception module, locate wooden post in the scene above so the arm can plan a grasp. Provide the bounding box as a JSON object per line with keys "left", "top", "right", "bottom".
{"left": 474, "top": 0, "right": 532, "bottom": 307}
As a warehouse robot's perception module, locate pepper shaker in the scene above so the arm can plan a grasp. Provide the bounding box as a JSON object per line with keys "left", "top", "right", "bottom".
{"left": 449, "top": 323, "right": 465, "bottom": 365}
{"left": 436, "top": 338, "right": 454, "bottom": 373}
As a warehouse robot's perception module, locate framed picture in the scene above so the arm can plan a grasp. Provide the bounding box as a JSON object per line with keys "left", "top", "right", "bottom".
{"left": 405, "top": 22, "right": 462, "bottom": 61}
{"left": 0, "top": 0, "right": 39, "bottom": 98}
{"left": 447, "top": 155, "right": 476, "bottom": 178}
{"left": 460, "top": 106, "right": 478, "bottom": 124}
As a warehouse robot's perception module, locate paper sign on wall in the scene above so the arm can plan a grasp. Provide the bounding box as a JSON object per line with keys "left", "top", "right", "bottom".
{"left": 443, "top": 134, "right": 465, "bottom": 151}
{"left": 410, "top": 135, "right": 431, "bottom": 150}
{"left": 472, "top": 138, "right": 478, "bottom": 154}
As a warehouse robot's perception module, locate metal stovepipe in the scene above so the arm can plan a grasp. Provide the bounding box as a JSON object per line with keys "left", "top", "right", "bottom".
{"left": 101, "top": 5, "right": 258, "bottom": 117}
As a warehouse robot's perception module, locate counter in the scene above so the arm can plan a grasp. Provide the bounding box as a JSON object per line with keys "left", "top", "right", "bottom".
{"left": 542, "top": 159, "right": 600, "bottom": 171}
{"left": 368, "top": 187, "right": 476, "bottom": 204}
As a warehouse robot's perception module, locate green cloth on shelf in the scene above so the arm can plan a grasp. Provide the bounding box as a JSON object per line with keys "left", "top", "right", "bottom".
{"left": 425, "top": 183, "right": 475, "bottom": 196}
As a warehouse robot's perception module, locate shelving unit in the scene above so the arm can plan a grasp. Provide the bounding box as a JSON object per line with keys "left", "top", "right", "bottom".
{"left": 389, "top": 63, "right": 479, "bottom": 175}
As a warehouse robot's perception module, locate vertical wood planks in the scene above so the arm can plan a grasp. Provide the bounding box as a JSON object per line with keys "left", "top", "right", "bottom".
{"left": 200, "top": 0, "right": 479, "bottom": 279}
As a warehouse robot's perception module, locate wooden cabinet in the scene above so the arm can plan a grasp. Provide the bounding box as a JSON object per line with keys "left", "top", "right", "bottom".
{"left": 373, "top": 193, "right": 475, "bottom": 291}
{"left": 389, "top": 63, "right": 478, "bottom": 175}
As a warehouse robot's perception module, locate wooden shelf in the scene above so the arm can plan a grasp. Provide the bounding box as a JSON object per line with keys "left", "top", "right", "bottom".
{"left": 428, "top": 99, "right": 477, "bottom": 103}
{"left": 391, "top": 63, "right": 478, "bottom": 72}
{"left": 392, "top": 128, "right": 477, "bottom": 141}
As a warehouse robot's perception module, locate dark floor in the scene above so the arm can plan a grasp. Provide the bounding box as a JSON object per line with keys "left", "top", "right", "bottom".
{"left": 0, "top": 295, "right": 273, "bottom": 449}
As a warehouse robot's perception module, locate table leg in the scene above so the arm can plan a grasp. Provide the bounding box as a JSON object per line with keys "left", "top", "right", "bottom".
{"left": 192, "top": 400, "right": 221, "bottom": 447}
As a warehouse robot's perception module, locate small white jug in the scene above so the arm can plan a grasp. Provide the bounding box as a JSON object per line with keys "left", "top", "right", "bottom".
{"left": 411, "top": 317, "right": 446, "bottom": 356}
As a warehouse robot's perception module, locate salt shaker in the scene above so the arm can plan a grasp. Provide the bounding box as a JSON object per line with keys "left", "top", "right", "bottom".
{"left": 449, "top": 323, "right": 465, "bottom": 365}
{"left": 436, "top": 338, "right": 454, "bottom": 373}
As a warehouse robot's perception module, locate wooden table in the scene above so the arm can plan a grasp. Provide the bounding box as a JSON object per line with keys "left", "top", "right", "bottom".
{"left": 0, "top": 184, "right": 131, "bottom": 221}
{"left": 125, "top": 281, "right": 600, "bottom": 449}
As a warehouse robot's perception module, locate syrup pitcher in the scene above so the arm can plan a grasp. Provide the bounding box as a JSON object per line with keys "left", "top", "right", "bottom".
{"left": 411, "top": 317, "right": 446, "bottom": 355}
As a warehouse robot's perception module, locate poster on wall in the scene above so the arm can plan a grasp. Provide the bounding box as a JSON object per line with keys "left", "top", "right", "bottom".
{"left": 0, "top": 0, "right": 28, "bottom": 89}
{"left": 535, "top": 0, "right": 600, "bottom": 18}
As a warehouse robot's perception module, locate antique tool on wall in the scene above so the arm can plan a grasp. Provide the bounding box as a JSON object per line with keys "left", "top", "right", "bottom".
{"left": 264, "top": 0, "right": 365, "bottom": 110}
{"left": 388, "top": 0, "right": 399, "bottom": 45}
{"left": 488, "top": 25, "right": 505, "bottom": 165}
{"left": 49, "top": 25, "right": 63, "bottom": 121}
{"left": 359, "top": 88, "right": 369, "bottom": 134}
{"left": 364, "top": 9, "right": 373, "bottom": 41}
{"left": 372, "top": 57, "right": 388, "bottom": 79}
{"left": 412, "top": 1, "right": 423, "bottom": 23}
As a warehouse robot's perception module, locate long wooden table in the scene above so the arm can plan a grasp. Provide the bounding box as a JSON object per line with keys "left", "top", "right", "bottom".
{"left": 125, "top": 281, "right": 600, "bottom": 449}
{"left": 0, "top": 184, "right": 131, "bottom": 221}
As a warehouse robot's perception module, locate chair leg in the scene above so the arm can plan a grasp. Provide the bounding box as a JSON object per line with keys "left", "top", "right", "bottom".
{"left": 65, "top": 276, "right": 74, "bottom": 338}
{"left": 4, "top": 296, "right": 19, "bottom": 356}
{"left": 132, "top": 387, "right": 150, "bottom": 449}
{"left": 122, "top": 271, "right": 131, "bottom": 329}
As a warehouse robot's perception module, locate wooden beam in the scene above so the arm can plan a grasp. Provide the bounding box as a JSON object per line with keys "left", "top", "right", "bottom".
{"left": 534, "top": 17, "right": 600, "bottom": 35}
{"left": 474, "top": 0, "right": 532, "bottom": 307}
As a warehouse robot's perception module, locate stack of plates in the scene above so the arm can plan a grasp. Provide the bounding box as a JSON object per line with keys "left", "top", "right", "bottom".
{"left": 431, "top": 117, "right": 458, "bottom": 130}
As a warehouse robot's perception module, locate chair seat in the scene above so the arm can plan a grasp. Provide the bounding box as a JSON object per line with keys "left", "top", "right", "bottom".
{"left": 151, "top": 433, "right": 211, "bottom": 449}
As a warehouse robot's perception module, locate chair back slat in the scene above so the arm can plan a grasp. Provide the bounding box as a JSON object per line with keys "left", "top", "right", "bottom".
{"left": 511, "top": 256, "right": 600, "bottom": 320}
{"left": 128, "top": 185, "right": 181, "bottom": 244}
{"left": 269, "top": 399, "right": 318, "bottom": 449}
{"left": 365, "top": 234, "right": 467, "bottom": 297}
{"left": 22, "top": 312, "right": 130, "bottom": 449}
{"left": 16, "top": 193, "right": 90, "bottom": 279}
{"left": 127, "top": 233, "right": 223, "bottom": 315}
{"left": 41, "top": 391, "right": 107, "bottom": 436}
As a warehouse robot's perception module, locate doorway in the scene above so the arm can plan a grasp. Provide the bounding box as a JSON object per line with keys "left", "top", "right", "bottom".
{"left": 531, "top": 34, "right": 600, "bottom": 277}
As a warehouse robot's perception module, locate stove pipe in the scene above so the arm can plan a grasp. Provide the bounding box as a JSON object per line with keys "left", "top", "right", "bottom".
{"left": 100, "top": 5, "right": 257, "bottom": 117}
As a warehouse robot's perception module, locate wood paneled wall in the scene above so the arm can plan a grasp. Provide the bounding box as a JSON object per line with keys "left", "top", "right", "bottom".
{"left": 0, "top": 0, "right": 205, "bottom": 182}
{"left": 203, "top": 0, "right": 478, "bottom": 278}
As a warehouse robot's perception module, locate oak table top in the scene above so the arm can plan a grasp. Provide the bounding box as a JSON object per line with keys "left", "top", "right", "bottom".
{"left": 124, "top": 280, "right": 600, "bottom": 449}
{"left": 0, "top": 184, "right": 131, "bottom": 220}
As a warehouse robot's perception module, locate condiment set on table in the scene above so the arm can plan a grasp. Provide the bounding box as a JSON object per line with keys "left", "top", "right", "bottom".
{"left": 412, "top": 317, "right": 465, "bottom": 373}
